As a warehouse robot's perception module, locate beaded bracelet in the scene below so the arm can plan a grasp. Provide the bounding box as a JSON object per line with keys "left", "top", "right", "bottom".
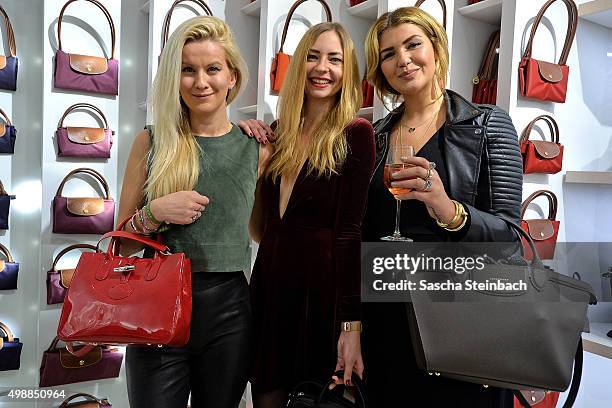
{"left": 137, "top": 208, "right": 157, "bottom": 234}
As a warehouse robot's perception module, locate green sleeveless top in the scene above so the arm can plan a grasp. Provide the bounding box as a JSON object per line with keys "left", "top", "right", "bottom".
{"left": 147, "top": 124, "right": 259, "bottom": 272}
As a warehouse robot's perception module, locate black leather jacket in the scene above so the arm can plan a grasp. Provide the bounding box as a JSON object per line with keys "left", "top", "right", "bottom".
{"left": 363, "top": 89, "right": 523, "bottom": 242}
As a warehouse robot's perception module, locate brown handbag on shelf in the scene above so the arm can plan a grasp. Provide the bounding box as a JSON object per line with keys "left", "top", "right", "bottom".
{"left": 160, "top": 0, "right": 213, "bottom": 55}
{"left": 520, "top": 190, "right": 560, "bottom": 260}
{"left": 472, "top": 29, "right": 500, "bottom": 104}
{"left": 414, "top": 0, "right": 447, "bottom": 29}
{"left": 270, "top": 0, "right": 333, "bottom": 94}
{"left": 520, "top": 114, "right": 563, "bottom": 174}
{"left": 518, "top": 0, "right": 578, "bottom": 103}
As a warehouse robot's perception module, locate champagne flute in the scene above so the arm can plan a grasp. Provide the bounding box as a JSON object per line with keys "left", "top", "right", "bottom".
{"left": 381, "top": 143, "right": 415, "bottom": 242}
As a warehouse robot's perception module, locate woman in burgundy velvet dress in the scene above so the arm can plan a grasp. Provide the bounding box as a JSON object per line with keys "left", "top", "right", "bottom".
{"left": 242, "top": 22, "right": 375, "bottom": 408}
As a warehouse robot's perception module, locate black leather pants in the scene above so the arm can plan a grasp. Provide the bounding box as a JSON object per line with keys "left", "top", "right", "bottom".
{"left": 126, "top": 272, "right": 252, "bottom": 408}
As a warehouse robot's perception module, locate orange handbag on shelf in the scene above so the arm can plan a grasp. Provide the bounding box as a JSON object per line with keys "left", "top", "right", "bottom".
{"left": 270, "top": 0, "right": 332, "bottom": 93}
{"left": 414, "top": 0, "right": 447, "bottom": 29}
{"left": 472, "top": 29, "right": 500, "bottom": 104}
{"left": 518, "top": 0, "right": 578, "bottom": 103}
{"left": 520, "top": 190, "right": 560, "bottom": 261}
{"left": 520, "top": 115, "right": 563, "bottom": 174}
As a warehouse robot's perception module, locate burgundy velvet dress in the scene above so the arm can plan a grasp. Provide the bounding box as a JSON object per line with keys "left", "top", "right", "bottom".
{"left": 249, "top": 118, "right": 375, "bottom": 393}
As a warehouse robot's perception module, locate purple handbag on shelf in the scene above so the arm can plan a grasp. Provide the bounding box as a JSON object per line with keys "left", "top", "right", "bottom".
{"left": 47, "top": 243, "right": 96, "bottom": 304}
{"left": 54, "top": 0, "right": 118, "bottom": 96}
{"left": 0, "top": 321, "right": 22, "bottom": 371}
{"left": 59, "top": 393, "right": 112, "bottom": 408}
{"left": 0, "top": 108, "right": 16, "bottom": 154}
{"left": 39, "top": 336, "right": 123, "bottom": 387}
{"left": 52, "top": 168, "right": 115, "bottom": 234}
{"left": 0, "top": 243, "right": 18, "bottom": 290}
{"left": 56, "top": 103, "right": 113, "bottom": 158}
{"left": 0, "top": 5, "right": 17, "bottom": 91}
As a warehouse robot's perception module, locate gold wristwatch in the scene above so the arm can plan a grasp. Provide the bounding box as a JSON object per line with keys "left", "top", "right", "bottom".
{"left": 341, "top": 321, "right": 362, "bottom": 332}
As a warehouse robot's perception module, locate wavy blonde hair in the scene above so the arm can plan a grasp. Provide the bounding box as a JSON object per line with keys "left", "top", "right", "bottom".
{"left": 146, "top": 16, "right": 247, "bottom": 201}
{"left": 365, "top": 7, "right": 448, "bottom": 104}
{"left": 267, "top": 22, "right": 362, "bottom": 180}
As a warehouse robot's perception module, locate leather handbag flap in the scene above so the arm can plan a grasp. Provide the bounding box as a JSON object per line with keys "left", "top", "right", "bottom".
{"left": 66, "top": 127, "right": 106, "bottom": 144}
{"left": 0, "top": 124, "right": 5, "bottom": 137}
{"left": 59, "top": 347, "right": 102, "bottom": 368}
{"left": 531, "top": 140, "right": 561, "bottom": 159}
{"left": 0, "top": 56, "right": 5, "bottom": 70}
{"left": 66, "top": 198, "right": 105, "bottom": 216}
{"left": 69, "top": 54, "right": 108, "bottom": 75}
{"left": 525, "top": 219, "right": 555, "bottom": 241}
{"left": 60, "top": 268, "right": 76, "bottom": 289}
{"left": 536, "top": 59, "right": 563, "bottom": 83}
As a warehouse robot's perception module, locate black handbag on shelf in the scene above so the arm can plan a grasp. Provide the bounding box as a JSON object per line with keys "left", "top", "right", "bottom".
{"left": 286, "top": 371, "right": 366, "bottom": 408}
{"left": 405, "top": 219, "right": 595, "bottom": 408}
{"left": 0, "top": 321, "right": 22, "bottom": 371}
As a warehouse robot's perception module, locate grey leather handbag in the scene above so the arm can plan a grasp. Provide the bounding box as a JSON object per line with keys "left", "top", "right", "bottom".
{"left": 405, "top": 219, "right": 595, "bottom": 408}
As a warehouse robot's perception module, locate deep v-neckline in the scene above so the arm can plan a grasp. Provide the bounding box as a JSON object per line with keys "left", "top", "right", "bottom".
{"left": 278, "top": 159, "right": 308, "bottom": 221}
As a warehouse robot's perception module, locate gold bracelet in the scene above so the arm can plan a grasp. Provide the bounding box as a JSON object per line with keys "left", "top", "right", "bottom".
{"left": 435, "top": 200, "right": 461, "bottom": 228}
{"left": 444, "top": 202, "right": 468, "bottom": 232}
{"left": 341, "top": 321, "right": 362, "bottom": 332}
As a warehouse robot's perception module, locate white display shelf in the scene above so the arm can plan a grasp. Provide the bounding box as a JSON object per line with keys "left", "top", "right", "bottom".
{"left": 579, "top": 0, "right": 612, "bottom": 29}
{"left": 457, "top": 0, "right": 503, "bottom": 25}
{"left": 357, "top": 106, "right": 373, "bottom": 120}
{"left": 238, "top": 104, "right": 258, "bottom": 114}
{"left": 583, "top": 323, "right": 612, "bottom": 359}
{"left": 242, "top": 0, "right": 261, "bottom": 17}
{"left": 564, "top": 171, "right": 612, "bottom": 185}
{"left": 346, "top": 0, "right": 378, "bottom": 20}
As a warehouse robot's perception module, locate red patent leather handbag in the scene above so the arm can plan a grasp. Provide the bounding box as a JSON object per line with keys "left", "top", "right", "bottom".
{"left": 518, "top": 0, "right": 578, "bottom": 103}
{"left": 57, "top": 219, "right": 192, "bottom": 346}
{"left": 520, "top": 190, "right": 559, "bottom": 260}
{"left": 514, "top": 390, "right": 560, "bottom": 408}
{"left": 520, "top": 114, "right": 563, "bottom": 174}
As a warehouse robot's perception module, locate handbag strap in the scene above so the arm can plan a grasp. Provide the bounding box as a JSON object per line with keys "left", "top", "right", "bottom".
{"left": 278, "top": 0, "right": 333, "bottom": 53}
{"left": 55, "top": 167, "right": 110, "bottom": 199}
{"left": 520, "top": 190, "right": 558, "bottom": 220}
{"left": 59, "top": 393, "right": 107, "bottom": 408}
{"left": 58, "top": 103, "right": 110, "bottom": 129}
{"left": 0, "top": 5, "right": 16, "bottom": 57}
{"left": 414, "top": 0, "right": 447, "bottom": 29}
{"left": 515, "top": 339, "right": 583, "bottom": 408}
{"left": 0, "top": 108, "right": 12, "bottom": 126}
{"left": 161, "top": 0, "right": 213, "bottom": 52}
{"left": 318, "top": 370, "right": 367, "bottom": 407}
{"left": 51, "top": 243, "right": 97, "bottom": 270}
{"left": 0, "top": 321, "right": 14, "bottom": 341}
{"left": 57, "top": 0, "right": 116, "bottom": 59}
{"left": 522, "top": 0, "right": 578, "bottom": 65}
{"left": 520, "top": 115, "right": 560, "bottom": 145}
{"left": 475, "top": 29, "right": 500, "bottom": 81}
{"left": 0, "top": 242, "right": 14, "bottom": 262}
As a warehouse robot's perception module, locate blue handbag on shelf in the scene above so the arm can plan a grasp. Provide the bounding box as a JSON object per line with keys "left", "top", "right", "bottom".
{"left": 0, "top": 108, "right": 16, "bottom": 154}
{"left": 0, "top": 243, "right": 18, "bottom": 290}
{"left": 0, "top": 179, "right": 13, "bottom": 230}
{"left": 0, "top": 5, "right": 18, "bottom": 91}
{"left": 0, "top": 321, "right": 22, "bottom": 371}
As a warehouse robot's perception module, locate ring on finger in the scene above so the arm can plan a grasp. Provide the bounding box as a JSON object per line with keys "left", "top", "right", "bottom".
{"left": 425, "top": 167, "right": 433, "bottom": 180}
{"left": 421, "top": 178, "right": 433, "bottom": 192}
{"left": 428, "top": 161, "right": 436, "bottom": 170}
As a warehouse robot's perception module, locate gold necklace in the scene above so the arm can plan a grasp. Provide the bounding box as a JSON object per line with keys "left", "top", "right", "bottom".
{"left": 400, "top": 95, "right": 444, "bottom": 133}
{"left": 398, "top": 107, "right": 438, "bottom": 149}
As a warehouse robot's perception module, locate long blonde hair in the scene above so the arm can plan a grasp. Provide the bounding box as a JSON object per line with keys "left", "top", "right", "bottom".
{"left": 365, "top": 7, "right": 448, "bottom": 103}
{"left": 146, "top": 16, "right": 247, "bottom": 201}
{"left": 267, "top": 22, "right": 362, "bottom": 180}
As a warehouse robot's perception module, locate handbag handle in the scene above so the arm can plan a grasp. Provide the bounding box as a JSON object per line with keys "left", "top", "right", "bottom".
{"left": 519, "top": 115, "right": 560, "bottom": 145}
{"left": 0, "top": 179, "right": 7, "bottom": 195}
{"left": 0, "top": 5, "right": 16, "bottom": 58}
{"left": 59, "top": 393, "right": 109, "bottom": 408}
{"left": 522, "top": 0, "right": 578, "bottom": 66}
{"left": 0, "top": 108, "right": 12, "bottom": 126}
{"left": 97, "top": 229, "right": 170, "bottom": 255}
{"left": 51, "top": 243, "right": 97, "bottom": 271}
{"left": 0, "top": 242, "right": 14, "bottom": 263}
{"left": 58, "top": 103, "right": 110, "bottom": 129}
{"left": 317, "top": 370, "right": 367, "bottom": 407}
{"left": 520, "top": 189, "right": 558, "bottom": 220}
{"left": 57, "top": 0, "right": 116, "bottom": 59}
{"left": 55, "top": 167, "right": 111, "bottom": 199}
{"left": 414, "top": 0, "right": 447, "bottom": 29}
{"left": 161, "top": 0, "right": 213, "bottom": 52}
{"left": 0, "top": 321, "right": 14, "bottom": 341}
{"left": 278, "top": 0, "right": 333, "bottom": 54}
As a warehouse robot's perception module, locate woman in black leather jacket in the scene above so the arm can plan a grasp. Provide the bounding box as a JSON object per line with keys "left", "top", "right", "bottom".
{"left": 361, "top": 7, "right": 522, "bottom": 407}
